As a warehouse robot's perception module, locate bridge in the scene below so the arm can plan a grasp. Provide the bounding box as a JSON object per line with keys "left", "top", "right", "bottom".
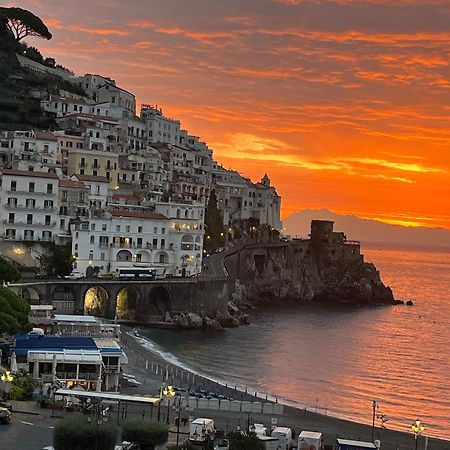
{"left": 9, "top": 277, "right": 231, "bottom": 323}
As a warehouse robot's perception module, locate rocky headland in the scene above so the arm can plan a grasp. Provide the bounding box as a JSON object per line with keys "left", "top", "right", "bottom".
{"left": 224, "top": 220, "right": 395, "bottom": 308}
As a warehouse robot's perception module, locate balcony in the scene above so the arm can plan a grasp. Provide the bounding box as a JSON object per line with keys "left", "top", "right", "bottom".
{"left": 92, "top": 163, "right": 101, "bottom": 169}
{"left": 5, "top": 204, "right": 56, "bottom": 211}
{"left": 55, "top": 371, "right": 100, "bottom": 381}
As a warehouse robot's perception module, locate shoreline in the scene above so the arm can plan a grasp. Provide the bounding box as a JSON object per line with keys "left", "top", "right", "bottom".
{"left": 120, "top": 329, "right": 449, "bottom": 450}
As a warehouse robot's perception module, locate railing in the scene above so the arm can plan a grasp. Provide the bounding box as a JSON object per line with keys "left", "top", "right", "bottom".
{"left": 56, "top": 372, "right": 100, "bottom": 381}
{"left": 344, "top": 240, "right": 360, "bottom": 245}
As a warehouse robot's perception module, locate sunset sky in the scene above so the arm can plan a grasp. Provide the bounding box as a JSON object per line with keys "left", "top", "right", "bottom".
{"left": 11, "top": 0, "right": 450, "bottom": 229}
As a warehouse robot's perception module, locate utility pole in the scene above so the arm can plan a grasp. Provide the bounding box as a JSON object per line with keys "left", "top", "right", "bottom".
{"left": 372, "top": 400, "right": 377, "bottom": 442}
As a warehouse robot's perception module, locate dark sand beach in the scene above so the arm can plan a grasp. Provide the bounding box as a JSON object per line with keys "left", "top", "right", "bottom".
{"left": 119, "top": 329, "right": 450, "bottom": 450}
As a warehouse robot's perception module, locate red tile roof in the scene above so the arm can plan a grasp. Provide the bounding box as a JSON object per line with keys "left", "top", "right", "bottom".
{"left": 59, "top": 179, "right": 88, "bottom": 189}
{"left": 72, "top": 174, "right": 109, "bottom": 183}
{"left": 2, "top": 169, "right": 59, "bottom": 179}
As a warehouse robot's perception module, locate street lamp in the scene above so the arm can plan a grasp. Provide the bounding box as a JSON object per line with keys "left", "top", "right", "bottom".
{"left": 162, "top": 385, "right": 176, "bottom": 424}
{"left": 1, "top": 371, "right": 14, "bottom": 400}
{"left": 412, "top": 419, "right": 425, "bottom": 450}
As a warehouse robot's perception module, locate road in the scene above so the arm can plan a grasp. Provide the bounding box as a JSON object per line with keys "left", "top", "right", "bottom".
{"left": 0, "top": 410, "right": 57, "bottom": 450}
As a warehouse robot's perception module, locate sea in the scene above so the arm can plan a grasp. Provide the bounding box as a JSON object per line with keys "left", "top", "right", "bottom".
{"left": 138, "top": 245, "right": 450, "bottom": 440}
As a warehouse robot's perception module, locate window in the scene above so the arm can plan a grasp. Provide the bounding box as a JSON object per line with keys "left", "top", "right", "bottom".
{"left": 8, "top": 213, "right": 14, "bottom": 224}
{"left": 47, "top": 183, "right": 53, "bottom": 194}
{"left": 80, "top": 157, "right": 86, "bottom": 167}
{"left": 100, "top": 253, "right": 105, "bottom": 261}
{"left": 44, "top": 200, "right": 54, "bottom": 209}
{"left": 10, "top": 181, "right": 16, "bottom": 192}
{"left": 5, "top": 229, "right": 16, "bottom": 239}
{"left": 74, "top": 243, "right": 78, "bottom": 250}
{"left": 99, "top": 236, "right": 109, "bottom": 248}
{"left": 161, "top": 227, "right": 166, "bottom": 234}
{"left": 161, "top": 239, "right": 165, "bottom": 249}
{"left": 93, "top": 170, "right": 98, "bottom": 177}
{"left": 28, "top": 182, "right": 35, "bottom": 193}
{"left": 102, "top": 224, "right": 107, "bottom": 231}
{"left": 116, "top": 225, "right": 120, "bottom": 232}
{"left": 45, "top": 215, "right": 51, "bottom": 226}
{"left": 62, "top": 190, "right": 68, "bottom": 201}
{"left": 60, "top": 219, "right": 65, "bottom": 229}
{"left": 159, "top": 253, "right": 166, "bottom": 263}
{"left": 27, "top": 214, "right": 33, "bottom": 224}
{"left": 90, "top": 235, "right": 95, "bottom": 244}
{"left": 152, "top": 238, "right": 157, "bottom": 248}
{"left": 42, "top": 231, "right": 52, "bottom": 241}
{"left": 7, "top": 197, "right": 17, "bottom": 207}
{"left": 24, "top": 230, "right": 34, "bottom": 240}
{"left": 138, "top": 226, "right": 143, "bottom": 233}
{"left": 126, "top": 225, "right": 130, "bottom": 232}
{"left": 154, "top": 227, "right": 158, "bottom": 234}
{"left": 137, "top": 237, "right": 143, "bottom": 248}
{"left": 80, "top": 169, "right": 85, "bottom": 175}
{"left": 89, "top": 251, "right": 94, "bottom": 261}
{"left": 26, "top": 198, "right": 35, "bottom": 208}
{"left": 91, "top": 223, "right": 96, "bottom": 231}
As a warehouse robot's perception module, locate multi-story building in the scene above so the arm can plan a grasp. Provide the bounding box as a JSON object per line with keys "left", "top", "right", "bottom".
{"left": 0, "top": 169, "right": 59, "bottom": 242}
{"left": 141, "top": 105, "right": 181, "bottom": 146}
{"left": 213, "top": 165, "right": 282, "bottom": 230}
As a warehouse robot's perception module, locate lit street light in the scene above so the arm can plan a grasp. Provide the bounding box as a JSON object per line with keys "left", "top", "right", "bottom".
{"left": 1, "top": 370, "right": 14, "bottom": 400}
{"left": 162, "top": 385, "right": 176, "bottom": 424}
{"left": 412, "top": 419, "right": 425, "bottom": 450}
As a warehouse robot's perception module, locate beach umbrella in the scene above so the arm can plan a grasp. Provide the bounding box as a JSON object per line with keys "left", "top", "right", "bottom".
{"left": 10, "top": 352, "right": 18, "bottom": 374}
{"left": 51, "top": 353, "right": 58, "bottom": 379}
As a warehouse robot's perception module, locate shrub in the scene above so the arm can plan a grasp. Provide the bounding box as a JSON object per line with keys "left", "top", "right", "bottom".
{"left": 54, "top": 416, "right": 118, "bottom": 450}
{"left": 122, "top": 420, "right": 169, "bottom": 450}
{"left": 167, "top": 440, "right": 197, "bottom": 450}
{"left": 227, "top": 430, "right": 265, "bottom": 450}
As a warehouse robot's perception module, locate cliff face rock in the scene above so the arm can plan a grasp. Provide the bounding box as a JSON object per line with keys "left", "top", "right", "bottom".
{"left": 227, "top": 221, "right": 395, "bottom": 307}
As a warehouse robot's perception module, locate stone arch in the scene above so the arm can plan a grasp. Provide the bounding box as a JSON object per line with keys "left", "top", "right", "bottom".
{"left": 116, "top": 250, "right": 132, "bottom": 262}
{"left": 154, "top": 251, "right": 169, "bottom": 264}
{"left": 181, "top": 234, "right": 194, "bottom": 251}
{"left": 116, "top": 286, "right": 139, "bottom": 320}
{"left": 136, "top": 286, "right": 171, "bottom": 321}
{"left": 135, "top": 249, "right": 151, "bottom": 263}
{"left": 51, "top": 286, "right": 76, "bottom": 312}
{"left": 84, "top": 285, "right": 108, "bottom": 317}
{"left": 17, "top": 286, "right": 41, "bottom": 305}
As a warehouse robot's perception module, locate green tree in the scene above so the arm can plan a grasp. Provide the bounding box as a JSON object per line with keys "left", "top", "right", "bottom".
{"left": 0, "top": 256, "right": 21, "bottom": 283}
{"left": 0, "top": 286, "right": 31, "bottom": 334}
{"left": 54, "top": 416, "right": 118, "bottom": 450}
{"left": 227, "top": 431, "right": 265, "bottom": 450}
{"left": 10, "top": 371, "right": 36, "bottom": 400}
{"left": 204, "top": 189, "right": 225, "bottom": 252}
{"left": 0, "top": 7, "right": 52, "bottom": 44}
{"left": 122, "top": 420, "right": 169, "bottom": 450}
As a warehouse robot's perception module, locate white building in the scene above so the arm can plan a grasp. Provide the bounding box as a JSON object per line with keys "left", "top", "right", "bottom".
{"left": 213, "top": 165, "right": 282, "bottom": 230}
{"left": 141, "top": 105, "right": 181, "bottom": 146}
{"left": 0, "top": 169, "right": 60, "bottom": 242}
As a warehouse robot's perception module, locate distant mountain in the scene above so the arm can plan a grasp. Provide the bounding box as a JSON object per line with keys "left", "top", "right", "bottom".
{"left": 283, "top": 209, "right": 450, "bottom": 250}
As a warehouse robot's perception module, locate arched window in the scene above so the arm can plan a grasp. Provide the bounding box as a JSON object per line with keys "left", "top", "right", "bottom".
{"left": 90, "top": 235, "right": 95, "bottom": 244}
{"left": 89, "top": 251, "right": 94, "bottom": 261}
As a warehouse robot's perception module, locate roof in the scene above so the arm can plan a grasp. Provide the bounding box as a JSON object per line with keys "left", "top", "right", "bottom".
{"left": 299, "top": 431, "right": 323, "bottom": 439}
{"left": 336, "top": 440, "right": 377, "bottom": 449}
{"left": 72, "top": 174, "right": 109, "bottom": 183}
{"left": 1, "top": 169, "right": 58, "bottom": 179}
{"left": 55, "top": 388, "right": 160, "bottom": 405}
{"left": 13, "top": 334, "right": 97, "bottom": 356}
{"left": 110, "top": 210, "right": 168, "bottom": 220}
{"left": 50, "top": 95, "right": 90, "bottom": 106}
{"left": 59, "top": 179, "right": 88, "bottom": 189}
{"left": 34, "top": 131, "right": 58, "bottom": 141}
{"left": 54, "top": 315, "right": 98, "bottom": 323}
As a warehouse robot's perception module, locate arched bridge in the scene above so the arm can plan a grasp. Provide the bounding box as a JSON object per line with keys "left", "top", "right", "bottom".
{"left": 9, "top": 277, "right": 230, "bottom": 323}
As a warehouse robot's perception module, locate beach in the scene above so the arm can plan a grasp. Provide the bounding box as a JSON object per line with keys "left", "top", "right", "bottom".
{"left": 119, "top": 329, "right": 450, "bottom": 450}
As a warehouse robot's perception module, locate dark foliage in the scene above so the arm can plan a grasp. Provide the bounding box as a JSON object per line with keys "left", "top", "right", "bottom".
{"left": 0, "top": 286, "right": 31, "bottom": 335}
{"left": 204, "top": 189, "right": 225, "bottom": 252}
{"left": 122, "top": 420, "right": 169, "bottom": 450}
{"left": 54, "top": 416, "right": 118, "bottom": 450}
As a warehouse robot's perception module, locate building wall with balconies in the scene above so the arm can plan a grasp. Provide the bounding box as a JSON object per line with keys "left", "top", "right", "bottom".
{"left": 0, "top": 169, "right": 60, "bottom": 242}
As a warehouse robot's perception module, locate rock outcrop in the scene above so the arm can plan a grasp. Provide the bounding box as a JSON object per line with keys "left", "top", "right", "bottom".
{"left": 226, "top": 221, "right": 395, "bottom": 307}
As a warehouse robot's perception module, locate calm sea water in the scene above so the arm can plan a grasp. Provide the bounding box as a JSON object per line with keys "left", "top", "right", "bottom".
{"left": 140, "top": 246, "right": 450, "bottom": 439}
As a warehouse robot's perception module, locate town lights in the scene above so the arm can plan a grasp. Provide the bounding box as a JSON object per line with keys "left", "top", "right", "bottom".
{"left": 411, "top": 419, "right": 425, "bottom": 450}
{"left": 1, "top": 371, "right": 14, "bottom": 383}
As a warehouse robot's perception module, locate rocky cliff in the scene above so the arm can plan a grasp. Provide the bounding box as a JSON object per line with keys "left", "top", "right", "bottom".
{"left": 225, "top": 221, "right": 395, "bottom": 307}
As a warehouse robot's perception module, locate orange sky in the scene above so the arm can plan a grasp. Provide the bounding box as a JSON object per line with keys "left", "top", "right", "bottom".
{"left": 12, "top": 0, "right": 450, "bottom": 229}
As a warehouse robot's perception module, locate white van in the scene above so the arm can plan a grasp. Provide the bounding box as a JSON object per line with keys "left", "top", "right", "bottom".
{"left": 271, "top": 427, "right": 294, "bottom": 450}
{"left": 189, "top": 418, "right": 215, "bottom": 443}
{"left": 298, "top": 431, "right": 323, "bottom": 450}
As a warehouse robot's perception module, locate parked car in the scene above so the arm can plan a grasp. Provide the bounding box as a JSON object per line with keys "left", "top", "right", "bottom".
{"left": 64, "top": 270, "right": 84, "bottom": 279}
{"left": 0, "top": 406, "right": 11, "bottom": 424}
{"left": 0, "top": 400, "right": 12, "bottom": 411}
{"left": 99, "top": 272, "right": 116, "bottom": 279}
